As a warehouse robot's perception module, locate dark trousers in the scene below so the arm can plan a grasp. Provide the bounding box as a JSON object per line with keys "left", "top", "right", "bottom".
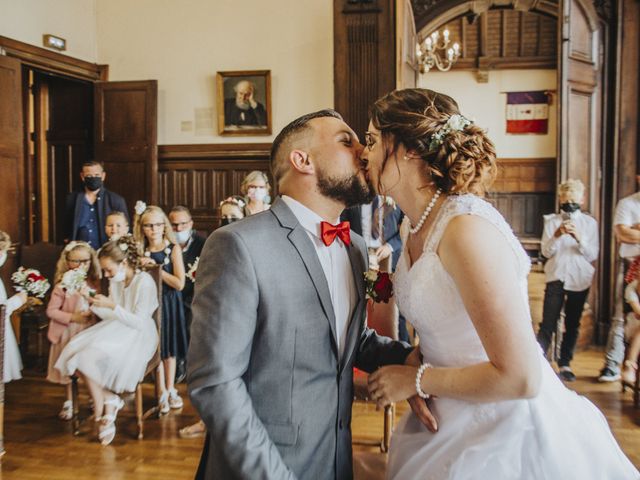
{"left": 537, "top": 280, "right": 590, "bottom": 367}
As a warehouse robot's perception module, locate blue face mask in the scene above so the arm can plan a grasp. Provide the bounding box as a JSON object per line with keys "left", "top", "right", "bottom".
{"left": 175, "top": 229, "right": 191, "bottom": 244}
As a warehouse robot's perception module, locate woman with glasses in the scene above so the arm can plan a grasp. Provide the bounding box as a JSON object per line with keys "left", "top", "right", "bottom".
{"left": 135, "top": 203, "right": 188, "bottom": 415}
{"left": 240, "top": 171, "right": 271, "bottom": 216}
{"left": 46, "top": 241, "right": 102, "bottom": 420}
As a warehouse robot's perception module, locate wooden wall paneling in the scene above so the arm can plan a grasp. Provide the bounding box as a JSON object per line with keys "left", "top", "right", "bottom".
{"left": 157, "top": 144, "right": 271, "bottom": 233}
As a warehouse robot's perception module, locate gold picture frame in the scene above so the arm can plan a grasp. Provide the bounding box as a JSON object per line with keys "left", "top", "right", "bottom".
{"left": 216, "top": 70, "right": 272, "bottom": 136}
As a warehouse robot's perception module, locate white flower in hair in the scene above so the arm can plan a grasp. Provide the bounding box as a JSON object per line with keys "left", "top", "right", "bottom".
{"left": 447, "top": 114, "right": 471, "bottom": 132}
{"left": 119, "top": 242, "right": 129, "bottom": 252}
{"left": 428, "top": 113, "right": 472, "bottom": 151}
{"left": 134, "top": 200, "right": 147, "bottom": 216}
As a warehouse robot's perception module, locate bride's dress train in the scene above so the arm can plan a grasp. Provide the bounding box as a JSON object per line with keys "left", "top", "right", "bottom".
{"left": 388, "top": 194, "right": 638, "bottom": 480}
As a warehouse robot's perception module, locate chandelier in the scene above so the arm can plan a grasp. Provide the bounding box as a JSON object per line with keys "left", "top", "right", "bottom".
{"left": 416, "top": 29, "right": 461, "bottom": 73}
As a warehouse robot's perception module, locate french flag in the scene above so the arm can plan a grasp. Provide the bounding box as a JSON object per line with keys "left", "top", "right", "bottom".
{"left": 506, "top": 91, "right": 549, "bottom": 134}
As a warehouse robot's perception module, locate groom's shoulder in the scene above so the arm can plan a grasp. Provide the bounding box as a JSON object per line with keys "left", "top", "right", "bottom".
{"left": 207, "top": 210, "right": 280, "bottom": 245}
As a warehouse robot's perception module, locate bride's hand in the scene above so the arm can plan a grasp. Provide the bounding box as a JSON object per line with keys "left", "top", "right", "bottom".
{"left": 368, "top": 365, "right": 418, "bottom": 409}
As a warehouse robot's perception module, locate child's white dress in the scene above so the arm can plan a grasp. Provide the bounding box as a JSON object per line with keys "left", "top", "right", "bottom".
{"left": 0, "top": 279, "right": 24, "bottom": 382}
{"left": 55, "top": 271, "right": 159, "bottom": 393}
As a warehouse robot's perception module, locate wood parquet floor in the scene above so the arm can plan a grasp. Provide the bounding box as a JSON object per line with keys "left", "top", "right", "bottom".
{"left": 2, "top": 272, "right": 639, "bottom": 479}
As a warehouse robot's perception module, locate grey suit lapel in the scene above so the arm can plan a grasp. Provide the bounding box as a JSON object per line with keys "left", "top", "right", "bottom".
{"left": 271, "top": 199, "right": 339, "bottom": 358}
{"left": 340, "top": 241, "right": 367, "bottom": 372}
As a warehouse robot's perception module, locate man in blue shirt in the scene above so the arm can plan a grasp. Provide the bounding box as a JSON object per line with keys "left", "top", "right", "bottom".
{"left": 64, "top": 160, "right": 129, "bottom": 248}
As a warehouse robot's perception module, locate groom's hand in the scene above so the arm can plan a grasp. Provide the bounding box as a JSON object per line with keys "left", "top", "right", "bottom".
{"left": 404, "top": 348, "right": 439, "bottom": 433}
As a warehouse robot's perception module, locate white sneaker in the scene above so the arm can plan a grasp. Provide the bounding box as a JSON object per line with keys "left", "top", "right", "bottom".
{"left": 168, "top": 388, "right": 184, "bottom": 409}
{"left": 158, "top": 392, "right": 170, "bottom": 415}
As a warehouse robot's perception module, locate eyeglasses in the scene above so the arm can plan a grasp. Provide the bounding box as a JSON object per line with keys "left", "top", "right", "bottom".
{"left": 68, "top": 258, "right": 91, "bottom": 266}
{"left": 171, "top": 220, "right": 192, "bottom": 229}
{"left": 142, "top": 222, "right": 165, "bottom": 229}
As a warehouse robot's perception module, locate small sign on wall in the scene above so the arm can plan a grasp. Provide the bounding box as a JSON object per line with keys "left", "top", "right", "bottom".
{"left": 505, "top": 91, "right": 551, "bottom": 134}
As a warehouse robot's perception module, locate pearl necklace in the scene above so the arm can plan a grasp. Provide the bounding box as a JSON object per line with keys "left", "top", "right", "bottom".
{"left": 144, "top": 240, "right": 172, "bottom": 266}
{"left": 409, "top": 189, "right": 442, "bottom": 234}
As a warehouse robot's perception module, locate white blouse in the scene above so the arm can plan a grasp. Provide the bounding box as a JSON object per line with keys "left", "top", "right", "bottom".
{"left": 541, "top": 211, "right": 599, "bottom": 291}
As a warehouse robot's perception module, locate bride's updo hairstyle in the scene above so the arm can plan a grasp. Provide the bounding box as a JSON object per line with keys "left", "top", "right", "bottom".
{"left": 98, "top": 234, "right": 142, "bottom": 270}
{"left": 369, "top": 88, "right": 497, "bottom": 196}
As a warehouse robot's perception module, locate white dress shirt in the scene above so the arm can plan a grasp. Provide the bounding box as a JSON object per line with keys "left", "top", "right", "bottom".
{"left": 613, "top": 192, "right": 640, "bottom": 258}
{"left": 541, "top": 210, "right": 599, "bottom": 291}
{"left": 282, "top": 195, "right": 357, "bottom": 357}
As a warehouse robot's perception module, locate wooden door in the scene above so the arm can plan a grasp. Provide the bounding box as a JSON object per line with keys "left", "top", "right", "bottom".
{"left": 558, "top": 0, "right": 601, "bottom": 215}
{"left": 94, "top": 81, "right": 158, "bottom": 216}
{"left": 0, "top": 55, "right": 25, "bottom": 284}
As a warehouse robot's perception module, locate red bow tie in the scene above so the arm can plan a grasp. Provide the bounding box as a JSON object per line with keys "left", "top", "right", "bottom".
{"left": 320, "top": 221, "right": 351, "bottom": 246}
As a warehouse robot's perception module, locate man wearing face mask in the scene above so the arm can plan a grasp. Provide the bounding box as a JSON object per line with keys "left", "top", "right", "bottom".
{"left": 168, "top": 205, "right": 206, "bottom": 336}
{"left": 537, "top": 179, "right": 599, "bottom": 382}
{"left": 64, "top": 160, "right": 129, "bottom": 249}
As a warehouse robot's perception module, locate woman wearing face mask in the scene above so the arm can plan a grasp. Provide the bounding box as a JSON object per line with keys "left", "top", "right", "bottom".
{"left": 219, "top": 196, "right": 246, "bottom": 227}
{"left": 536, "top": 179, "right": 599, "bottom": 382}
{"left": 240, "top": 171, "right": 271, "bottom": 215}
{"left": 0, "top": 230, "right": 27, "bottom": 383}
{"left": 54, "top": 235, "right": 159, "bottom": 446}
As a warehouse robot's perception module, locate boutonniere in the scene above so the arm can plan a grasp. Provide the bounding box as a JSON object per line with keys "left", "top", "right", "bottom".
{"left": 187, "top": 257, "right": 199, "bottom": 283}
{"left": 364, "top": 270, "right": 393, "bottom": 303}
{"left": 383, "top": 195, "right": 396, "bottom": 208}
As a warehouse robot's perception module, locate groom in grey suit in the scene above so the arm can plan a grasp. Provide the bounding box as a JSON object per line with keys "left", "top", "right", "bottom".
{"left": 188, "top": 109, "right": 420, "bottom": 479}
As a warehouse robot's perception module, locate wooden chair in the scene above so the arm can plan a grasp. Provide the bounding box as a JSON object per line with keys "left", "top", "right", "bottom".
{"left": 72, "top": 265, "right": 163, "bottom": 439}
{"left": 621, "top": 351, "right": 640, "bottom": 409}
{"left": 17, "top": 242, "right": 63, "bottom": 368}
{"left": 0, "top": 305, "right": 6, "bottom": 457}
{"left": 353, "top": 298, "right": 399, "bottom": 453}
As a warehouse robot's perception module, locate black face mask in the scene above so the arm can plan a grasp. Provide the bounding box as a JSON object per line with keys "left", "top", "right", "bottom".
{"left": 560, "top": 202, "right": 580, "bottom": 213}
{"left": 84, "top": 176, "right": 103, "bottom": 191}
{"left": 220, "top": 217, "right": 240, "bottom": 226}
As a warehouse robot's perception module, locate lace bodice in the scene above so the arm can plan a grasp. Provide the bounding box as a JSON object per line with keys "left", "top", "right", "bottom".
{"left": 394, "top": 194, "right": 531, "bottom": 367}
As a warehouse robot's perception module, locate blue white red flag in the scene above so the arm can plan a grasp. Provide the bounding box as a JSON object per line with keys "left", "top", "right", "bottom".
{"left": 506, "top": 91, "right": 549, "bottom": 134}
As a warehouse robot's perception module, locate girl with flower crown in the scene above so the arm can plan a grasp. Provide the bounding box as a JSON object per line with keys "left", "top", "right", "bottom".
{"left": 46, "top": 241, "right": 101, "bottom": 420}
{"left": 134, "top": 202, "right": 187, "bottom": 414}
{"left": 0, "top": 230, "right": 26, "bottom": 383}
{"left": 55, "top": 235, "right": 159, "bottom": 445}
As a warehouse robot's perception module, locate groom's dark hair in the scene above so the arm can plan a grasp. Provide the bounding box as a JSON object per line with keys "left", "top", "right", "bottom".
{"left": 270, "top": 109, "right": 343, "bottom": 186}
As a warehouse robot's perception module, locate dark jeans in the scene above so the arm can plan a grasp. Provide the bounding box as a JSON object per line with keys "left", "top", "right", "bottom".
{"left": 537, "top": 280, "right": 590, "bottom": 367}
{"left": 398, "top": 314, "right": 409, "bottom": 343}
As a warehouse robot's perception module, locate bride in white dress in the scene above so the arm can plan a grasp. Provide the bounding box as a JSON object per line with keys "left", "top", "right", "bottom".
{"left": 363, "top": 89, "right": 639, "bottom": 479}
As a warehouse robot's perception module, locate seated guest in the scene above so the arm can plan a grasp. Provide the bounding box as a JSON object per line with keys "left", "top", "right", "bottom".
{"left": 622, "top": 268, "right": 640, "bottom": 384}
{"left": 219, "top": 196, "right": 246, "bottom": 226}
{"left": 0, "top": 230, "right": 26, "bottom": 382}
{"left": 55, "top": 235, "right": 159, "bottom": 446}
{"left": 64, "top": 160, "right": 129, "bottom": 249}
{"left": 104, "top": 211, "right": 129, "bottom": 241}
{"left": 241, "top": 171, "right": 271, "bottom": 215}
{"left": 46, "top": 241, "right": 101, "bottom": 421}
{"left": 537, "top": 179, "right": 599, "bottom": 382}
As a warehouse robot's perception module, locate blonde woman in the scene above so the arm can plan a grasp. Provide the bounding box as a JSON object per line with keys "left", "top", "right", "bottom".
{"left": 363, "top": 88, "right": 637, "bottom": 479}
{"left": 240, "top": 171, "right": 271, "bottom": 215}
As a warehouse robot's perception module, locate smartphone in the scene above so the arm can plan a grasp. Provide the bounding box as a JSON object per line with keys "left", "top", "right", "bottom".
{"left": 561, "top": 211, "right": 571, "bottom": 222}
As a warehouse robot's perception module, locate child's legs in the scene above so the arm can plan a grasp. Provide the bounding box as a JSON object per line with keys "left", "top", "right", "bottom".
{"left": 66, "top": 383, "right": 73, "bottom": 403}
{"left": 83, "top": 374, "right": 106, "bottom": 419}
{"left": 164, "top": 357, "right": 176, "bottom": 391}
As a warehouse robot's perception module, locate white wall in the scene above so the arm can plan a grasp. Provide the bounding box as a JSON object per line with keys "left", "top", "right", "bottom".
{"left": 0, "top": 0, "right": 98, "bottom": 62}
{"left": 418, "top": 69, "right": 557, "bottom": 158}
{"left": 95, "top": 0, "right": 334, "bottom": 145}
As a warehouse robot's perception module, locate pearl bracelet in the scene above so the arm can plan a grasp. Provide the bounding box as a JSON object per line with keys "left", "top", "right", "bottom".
{"left": 415, "top": 363, "right": 432, "bottom": 399}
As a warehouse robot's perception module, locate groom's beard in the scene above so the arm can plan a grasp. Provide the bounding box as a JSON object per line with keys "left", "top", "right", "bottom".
{"left": 317, "top": 169, "right": 375, "bottom": 208}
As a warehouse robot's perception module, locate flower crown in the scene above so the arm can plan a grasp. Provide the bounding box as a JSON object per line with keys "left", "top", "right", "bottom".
{"left": 219, "top": 197, "right": 246, "bottom": 209}
{"left": 428, "top": 114, "right": 472, "bottom": 151}
{"left": 134, "top": 200, "right": 147, "bottom": 216}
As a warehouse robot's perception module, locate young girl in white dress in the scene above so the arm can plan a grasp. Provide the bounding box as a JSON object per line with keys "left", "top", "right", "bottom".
{"left": 46, "top": 241, "right": 101, "bottom": 420}
{"left": 55, "top": 235, "right": 158, "bottom": 445}
{"left": 0, "top": 230, "right": 26, "bottom": 383}
{"left": 363, "top": 88, "right": 639, "bottom": 479}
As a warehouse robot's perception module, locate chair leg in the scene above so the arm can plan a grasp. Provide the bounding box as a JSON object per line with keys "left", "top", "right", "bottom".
{"left": 382, "top": 404, "right": 394, "bottom": 453}
{"left": 136, "top": 383, "right": 144, "bottom": 439}
{"left": 71, "top": 376, "right": 80, "bottom": 436}
{"left": 0, "top": 398, "right": 5, "bottom": 457}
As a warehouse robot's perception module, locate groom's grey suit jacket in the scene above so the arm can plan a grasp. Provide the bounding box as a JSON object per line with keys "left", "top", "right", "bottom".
{"left": 188, "top": 198, "right": 412, "bottom": 480}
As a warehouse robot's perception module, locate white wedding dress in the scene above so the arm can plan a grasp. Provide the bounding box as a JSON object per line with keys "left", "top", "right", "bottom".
{"left": 388, "top": 194, "right": 639, "bottom": 480}
{"left": 0, "top": 278, "right": 24, "bottom": 382}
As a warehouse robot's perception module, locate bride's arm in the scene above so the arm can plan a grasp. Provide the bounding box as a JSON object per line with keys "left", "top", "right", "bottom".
{"left": 369, "top": 214, "right": 542, "bottom": 405}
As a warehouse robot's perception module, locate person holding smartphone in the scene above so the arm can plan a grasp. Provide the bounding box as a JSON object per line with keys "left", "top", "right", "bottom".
{"left": 536, "top": 179, "right": 600, "bottom": 381}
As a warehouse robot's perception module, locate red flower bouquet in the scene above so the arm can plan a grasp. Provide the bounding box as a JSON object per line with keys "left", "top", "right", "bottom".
{"left": 11, "top": 267, "right": 51, "bottom": 299}
{"left": 364, "top": 270, "right": 393, "bottom": 303}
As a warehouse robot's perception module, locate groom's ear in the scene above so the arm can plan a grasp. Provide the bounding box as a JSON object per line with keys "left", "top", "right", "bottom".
{"left": 289, "top": 149, "right": 314, "bottom": 175}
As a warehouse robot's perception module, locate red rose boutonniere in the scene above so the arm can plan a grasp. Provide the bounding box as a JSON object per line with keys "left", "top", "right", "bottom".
{"left": 364, "top": 270, "right": 393, "bottom": 303}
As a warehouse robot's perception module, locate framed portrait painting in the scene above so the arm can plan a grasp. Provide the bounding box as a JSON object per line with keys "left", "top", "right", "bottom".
{"left": 216, "top": 70, "right": 272, "bottom": 135}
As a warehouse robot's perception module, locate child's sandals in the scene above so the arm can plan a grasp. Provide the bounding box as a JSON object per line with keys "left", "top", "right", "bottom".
{"left": 98, "top": 395, "right": 124, "bottom": 446}
{"left": 58, "top": 400, "right": 73, "bottom": 421}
